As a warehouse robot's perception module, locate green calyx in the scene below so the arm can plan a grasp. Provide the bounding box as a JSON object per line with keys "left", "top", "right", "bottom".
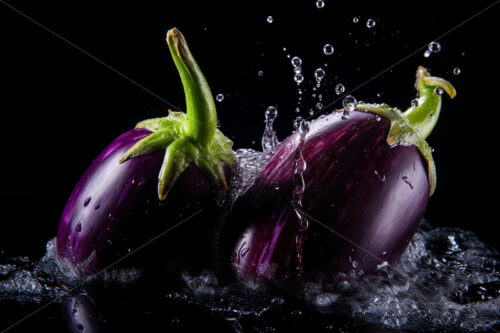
{"left": 356, "top": 66, "right": 456, "bottom": 195}
{"left": 119, "top": 28, "right": 234, "bottom": 200}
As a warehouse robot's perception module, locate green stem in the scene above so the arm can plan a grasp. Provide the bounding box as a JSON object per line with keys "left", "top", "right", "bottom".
{"left": 403, "top": 66, "right": 456, "bottom": 139}
{"left": 166, "top": 28, "right": 217, "bottom": 146}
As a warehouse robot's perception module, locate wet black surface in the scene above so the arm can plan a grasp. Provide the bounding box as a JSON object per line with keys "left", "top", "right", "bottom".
{"left": 1, "top": 0, "right": 499, "bottom": 332}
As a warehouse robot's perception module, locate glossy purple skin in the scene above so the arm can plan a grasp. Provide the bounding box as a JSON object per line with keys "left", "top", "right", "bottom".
{"left": 56, "top": 128, "right": 212, "bottom": 275}
{"left": 230, "top": 111, "right": 429, "bottom": 281}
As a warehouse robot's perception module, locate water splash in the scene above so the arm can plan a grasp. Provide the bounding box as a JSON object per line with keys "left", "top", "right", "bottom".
{"left": 261, "top": 106, "right": 279, "bottom": 154}
{"left": 291, "top": 117, "right": 310, "bottom": 276}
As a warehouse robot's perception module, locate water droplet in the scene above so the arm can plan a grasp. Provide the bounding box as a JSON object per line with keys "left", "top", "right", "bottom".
{"left": 294, "top": 73, "right": 304, "bottom": 84}
{"left": 434, "top": 87, "right": 444, "bottom": 96}
{"left": 335, "top": 83, "right": 345, "bottom": 95}
{"left": 291, "top": 56, "right": 302, "bottom": 67}
{"left": 316, "top": 0, "right": 325, "bottom": 8}
{"left": 293, "top": 117, "right": 310, "bottom": 135}
{"left": 375, "top": 115, "right": 381, "bottom": 121}
{"left": 316, "top": 102, "right": 323, "bottom": 109}
{"left": 258, "top": 70, "right": 264, "bottom": 76}
{"left": 83, "top": 196, "right": 91, "bottom": 207}
{"left": 266, "top": 16, "right": 273, "bottom": 24}
{"left": 374, "top": 170, "right": 386, "bottom": 182}
{"left": 402, "top": 176, "right": 414, "bottom": 189}
{"left": 216, "top": 94, "right": 224, "bottom": 102}
{"left": 314, "top": 68, "right": 325, "bottom": 82}
{"left": 353, "top": 16, "right": 359, "bottom": 24}
{"left": 352, "top": 260, "right": 359, "bottom": 268}
{"left": 75, "top": 222, "right": 82, "bottom": 232}
{"left": 423, "top": 50, "right": 431, "bottom": 58}
{"left": 265, "top": 106, "right": 278, "bottom": 120}
{"left": 411, "top": 99, "right": 419, "bottom": 107}
{"left": 295, "top": 107, "right": 301, "bottom": 113}
{"left": 323, "top": 43, "right": 334, "bottom": 55}
{"left": 366, "top": 18, "right": 376, "bottom": 29}
{"left": 428, "top": 41, "right": 441, "bottom": 53}
{"left": 453, "top": 67, "right": 461, "bottom": 75}
{"left": 294, "top": 66, "right": 302, "bottom": 74}
{"left": 342, "top": 95, "right": 357, "bottom": 112}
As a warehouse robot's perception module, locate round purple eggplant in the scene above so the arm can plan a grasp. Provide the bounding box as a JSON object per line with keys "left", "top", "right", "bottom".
{"left": 56, "top": 28, "right": 234, "bottom": 276}
{"left": 225, "top": 67, "right": 456, "bottom": 282}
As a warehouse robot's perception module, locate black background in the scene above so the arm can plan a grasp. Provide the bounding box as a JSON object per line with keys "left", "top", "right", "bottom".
{"left": 0, "top": 0, "right": 499, "bottom": 332}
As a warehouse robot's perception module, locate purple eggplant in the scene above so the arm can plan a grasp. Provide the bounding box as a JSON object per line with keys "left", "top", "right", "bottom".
{"left": 56, "top": 28, "right": 234, "bottom": 276}
{"left": 226, "top": 67, "right": 455, "bottom": 281}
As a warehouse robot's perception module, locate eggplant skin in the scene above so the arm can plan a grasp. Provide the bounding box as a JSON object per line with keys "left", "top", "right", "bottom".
{"left": 56, "top": 128, "right": 213, "bottom": 276}
{"left": 226, "top": 111, "right": 429, "bottom": 281}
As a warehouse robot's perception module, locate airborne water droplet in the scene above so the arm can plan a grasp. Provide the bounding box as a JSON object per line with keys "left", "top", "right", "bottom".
{"left": 323, "top": 44, "right": 334, "bottom": 55}
{"left": 266, "top": 16, "right": 273, "bottom": 24}
{"left": 335, "top": 83, "right": 345, "bottom": 95}
{"left": 294, "top": 73, "right": 304, "bottom": 84}
{"left": 258, "top": 70, "right": 264, "bottom": 76}
{"left": 366, "top": 18, "right": 376, "bottom": 29}
{"left": 314, "top": 68, "right": 326, "bottom": 82}
{"left": 316, "top": 0, "right": 325, "bottom": 9}
{"left": 353, "top": 16, "right": 359, "bottom": 24}
{"left": 316, "top": 102, "right": 323, "bottom": 109}
{"left": 428, "top": 41, "right": 441, "bottom": 53}
{"left": 434, "top": 87, "right": 444, "bottom": 96}
{"left": 216, "top": 94, "right": 224, "bottom": 102}
{"left": 294, "top": 66, "right": 302, "bottom": 74}
{"left": 291, "top": 56, "right": 302, "bottom": 67}
{"left": 453, "top": 67, "right": 461, "bottom": 75}
{"left": 424, "top": 50, "right": 431, "bottom": 58}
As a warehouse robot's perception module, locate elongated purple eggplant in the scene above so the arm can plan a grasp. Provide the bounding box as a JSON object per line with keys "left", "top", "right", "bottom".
{"left": 56, "top": 28, "right": 234, "bottom": 276}
{"left": 226, "top": 67, "right": 455, "bottom": 281}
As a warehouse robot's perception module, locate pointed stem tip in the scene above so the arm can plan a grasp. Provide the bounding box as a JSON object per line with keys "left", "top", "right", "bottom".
{"left": 403, "top": 66, "right": 456, "bottom": 139}
{"left": 166, "top": 28, "right": 217, "bottom": 147}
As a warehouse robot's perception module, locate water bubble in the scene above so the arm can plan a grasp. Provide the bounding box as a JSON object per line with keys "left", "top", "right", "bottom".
{"left": 411, "top": 99, "right": 419, "bottom": 107}
{"left": 342, "top": 95, "right": 357, "bottom": 112}
{"left": 366, "top": 18, "right": 376, "bottom": 29}
{"left": 434, "top": 87, "right": 444, "bottom": 96}
{"left": 314, "top": 68, "right": 325, "bottom": 82}
{"left": 316, "top": 0, "right": 325, "bottom": 8}
{"left": 353, "top": 16, "right": 359, "bottom": 24}
{"left": 453, "top": 67, "right": 461, "bottom": 75}
{"left": 423, "top": 50, "right": 431, "bottom": 58}
{"left": 323, "top": 44, "right": 334, "bottom": 55}
{"left": 428, "top": 41, "right": 441, "bottom": 53}
{"left": 291, "top": 56, "right": 302, "bottom": 67}
{"left": 316, "top": 102, "right": 323, "bottom": 110}
{"left": 335, "top": 83, "right": 345, "bottom": 95}
{"left": 294, "top": 73, "right": 304, "bottom": 84}
{"left": 258, "top": 70, "right": 264, "bottom": 76}
{"left": 266, "top": 16, "right": 273, "bottom": 24}
{"left": 294, "top": 66, "right": 302, "bottom": 74}
{"left": 216, "top": 94, "right": 224, "bottom": 102}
